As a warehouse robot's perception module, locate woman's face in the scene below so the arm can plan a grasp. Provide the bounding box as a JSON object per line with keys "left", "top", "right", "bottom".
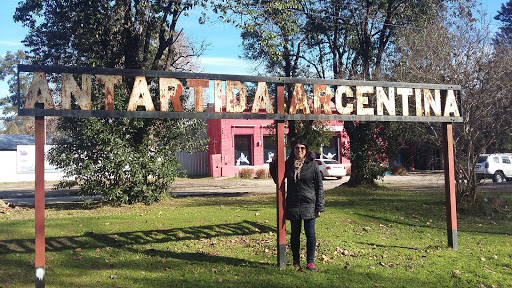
{"left": 293, "top": 144, "right": 306, "bottom": 160}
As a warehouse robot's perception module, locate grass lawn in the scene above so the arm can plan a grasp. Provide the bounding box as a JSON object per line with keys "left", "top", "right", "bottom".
{"left": 0, "top": 184, "right": 511, "bottom": 287}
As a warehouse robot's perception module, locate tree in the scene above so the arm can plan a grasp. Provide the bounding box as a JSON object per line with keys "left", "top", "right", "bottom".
{"left": 0, "top": 50, "right": 28, "bottom": 115}
{"left": 14, "top": 0, "right": 209, "bottom": 205}
{"left": 494, "top": 0, "right": 512, "bottom": 48}
{"left": 0, "top": 50, "right": 31, "bottom": 134}
{"left": 493, "top": 0, "right": 512, "bottom": 153}
{"left": 218, "top": 1, "right": 445, "bottom": 185}
{"left": 389, "top": 2, "right": 512, "bottom": 209}
{"left": 218, "top": 0, "right": 333, "bottom": 152}
{"left": 298, "top": 0, "right": 444, "bottom": 186}
{"left": 0, "top": 50, "right": 61, "bottom": 135}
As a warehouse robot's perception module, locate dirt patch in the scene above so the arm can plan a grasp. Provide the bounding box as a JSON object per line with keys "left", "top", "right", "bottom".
{"left": 170, "top": 177, "right": 347, "bottom": 195}
{"left": 380, "top": 171, "right": 512, "bottom": 193}
{"left": 172, "top": 172, "right": 447, "bottom": 194}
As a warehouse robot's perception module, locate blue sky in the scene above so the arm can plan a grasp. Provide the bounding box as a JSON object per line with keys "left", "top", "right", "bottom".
{"left": 0, "top": 0, "right": 506, "bottom": 101}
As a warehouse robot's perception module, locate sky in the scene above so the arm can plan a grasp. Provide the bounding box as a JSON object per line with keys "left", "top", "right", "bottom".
{"left": 0, "top": 0, "right": 506, "bottom": 103}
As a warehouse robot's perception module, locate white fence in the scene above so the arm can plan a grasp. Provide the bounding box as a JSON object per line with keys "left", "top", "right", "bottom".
{"left": 0, "top": 150, "right": 67, "bottom": 183}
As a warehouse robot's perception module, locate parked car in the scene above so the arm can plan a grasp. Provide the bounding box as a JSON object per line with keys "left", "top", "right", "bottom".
{"left": 475, "top": 153, "right": 512, "bottom": 183}
{"left": 315, "top": 159, "right": 347, "bottom": 179}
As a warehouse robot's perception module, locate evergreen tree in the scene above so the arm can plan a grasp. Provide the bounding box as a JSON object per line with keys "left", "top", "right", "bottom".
{"left": 494, "top": 0, "right": 512, "bottom": 47}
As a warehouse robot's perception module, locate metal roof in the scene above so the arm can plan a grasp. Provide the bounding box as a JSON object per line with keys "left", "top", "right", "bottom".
{"left": 0, "top": 134, "right": 36, "bottom": 151}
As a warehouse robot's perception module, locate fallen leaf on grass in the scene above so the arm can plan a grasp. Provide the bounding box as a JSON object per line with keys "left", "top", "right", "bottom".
{"left": 74, "top": 248, "right": 82, "bottom": 252}
{"left": 335, "top": 247, "right": 356, "bottom": 257}
{"left": 451, "top": 270, "right": 464, "bottom": 278}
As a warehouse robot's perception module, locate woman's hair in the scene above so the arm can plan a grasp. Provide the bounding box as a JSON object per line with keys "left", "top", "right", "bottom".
{"left": 289, "top": 138, "right": 314, "bottom": 161}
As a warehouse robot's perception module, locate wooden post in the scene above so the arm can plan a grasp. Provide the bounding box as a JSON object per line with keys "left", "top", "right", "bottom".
{"left": 442, "top": 123, "right": 458, "bottom": 250}
{"left": 276, "top": 84, "right": 287, "bottom": 268}
{"left": 34, "top": 110, "right": 46, "bottom": 287}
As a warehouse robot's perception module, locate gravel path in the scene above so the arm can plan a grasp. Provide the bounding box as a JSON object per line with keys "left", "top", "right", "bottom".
{"left": 1, "top": 171, "right": 510, "bottom": 205}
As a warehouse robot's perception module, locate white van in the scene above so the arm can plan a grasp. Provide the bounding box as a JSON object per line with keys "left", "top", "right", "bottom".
{"left": 475, "top": 153, "right": 512, "bottom": 182}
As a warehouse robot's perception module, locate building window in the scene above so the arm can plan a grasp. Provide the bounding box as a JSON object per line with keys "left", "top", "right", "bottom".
{"left": 234, "top": 135, "right": 252, "bottom": 166}
{"left": 322, "top": 136, "right": 339, "bottom": 161}
{"left": 263, "top": 136, "right": 276, "bottom": 163}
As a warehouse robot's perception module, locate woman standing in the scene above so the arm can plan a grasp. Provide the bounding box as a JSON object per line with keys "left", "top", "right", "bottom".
{"left": 270, "top": 139, "right": 325, "bottom": 272}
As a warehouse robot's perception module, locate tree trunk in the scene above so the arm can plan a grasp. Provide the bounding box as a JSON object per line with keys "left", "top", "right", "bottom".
{"left": 344, "top": 121, "right": 376, "bottom": 186}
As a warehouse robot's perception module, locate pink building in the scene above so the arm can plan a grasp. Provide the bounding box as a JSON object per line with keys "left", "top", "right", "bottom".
{"left": 206, "top": 114, "right": 350, "bottom": 177}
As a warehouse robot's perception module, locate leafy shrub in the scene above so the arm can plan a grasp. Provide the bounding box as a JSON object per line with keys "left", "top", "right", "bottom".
{"left": 255, "top": 168, "right": 269, "bottom": 179}
{"left": 238, "top": 168, "right": 253, "bottom": 179}
{"left": 391, "top": 165, "right": 407, "bottom": 175}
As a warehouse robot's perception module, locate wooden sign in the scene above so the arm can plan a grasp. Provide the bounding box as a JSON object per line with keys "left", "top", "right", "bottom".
{"left": 18, "top": 65, "right": 462, "bottom": 122}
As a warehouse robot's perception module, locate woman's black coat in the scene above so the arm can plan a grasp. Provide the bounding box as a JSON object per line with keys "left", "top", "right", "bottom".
{"left": 271, "top": 157, "right": 325, "bottom": 220}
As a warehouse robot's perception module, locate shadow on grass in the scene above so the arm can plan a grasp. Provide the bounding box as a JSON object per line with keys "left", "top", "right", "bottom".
{"left": 355, "top": 241, "right": 421, "bottom": 250}
{"left": 0, "top": 220, "right": 274, "bottom": 256}
{"left": 353, "top": 212, "right": 444, "bottom": 230}
{"left": 17, "top": 201, "right": 105, "bottom": 210}
{"left": 355, "top": 211, "right": 512, "bottom": 237}
{"left": 142, "top": 249, "right": 272, "bottom": 268}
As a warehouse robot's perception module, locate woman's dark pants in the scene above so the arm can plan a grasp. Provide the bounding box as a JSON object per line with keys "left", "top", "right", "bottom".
{"left": 290, "top": 218, "right": 316, "bottom": 264}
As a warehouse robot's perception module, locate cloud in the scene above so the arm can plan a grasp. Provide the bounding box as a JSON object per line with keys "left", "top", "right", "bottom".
{"left": 198, "top": 57, "right": 260, "bottom": 75}
{"left": 200, "top": 57, "right": 247, "bottom": 68}
{"left": 0, "top": 40, "right": 23, "bottom": 47}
